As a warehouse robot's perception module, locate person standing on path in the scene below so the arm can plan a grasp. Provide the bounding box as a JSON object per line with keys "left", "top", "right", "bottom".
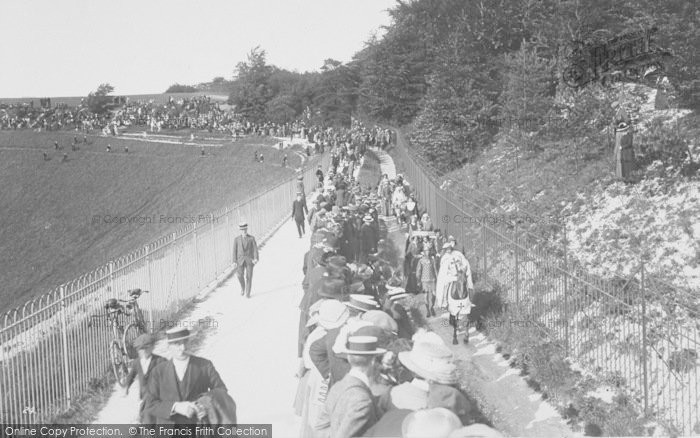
{"left": 232, "top": 221, "right": 259, "bottom": 298}
{"left": 124, "top": 333, "right": 166, "bottom": 423}
{"left": 144, "top": 327, "right": 228, "bottom": 424}
{"left": 292, "top": 192, "right": 309, "bottom": 238}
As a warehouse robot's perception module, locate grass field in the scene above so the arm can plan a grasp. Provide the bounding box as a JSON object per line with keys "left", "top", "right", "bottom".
{"left": 0, "top": 92, "right": 228, "bottom": 107}
{"left": 0, "top": 129, "right": 307, "bottom": 312}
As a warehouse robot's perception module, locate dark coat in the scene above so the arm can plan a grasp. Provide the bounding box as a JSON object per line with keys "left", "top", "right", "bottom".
{"left": 359, "top": 224, "right": 378, "bottom": 255}
{"left": 232, "top": 234, "right": 258, "bottom": 265}
{"left": 322, "top": 374, "right": 381, "bottom": 438}
{"left": 309, "top": 327, "right": 349, "bottom": 387}
{"left": 126, "top": 354, "right": 166, "bottom": 400}
{"left": 195, "top": 388, "right": 237, "bottom": 425}
{"left": 144, "top": 356, "right": 227, "bottom": 424}
{"left": 292, "top": 199, "right": 308, "bottom": 221}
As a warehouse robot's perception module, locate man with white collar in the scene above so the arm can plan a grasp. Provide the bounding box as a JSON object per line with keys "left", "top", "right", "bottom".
{"left": 124, "top": 333, "right": 166, "bottom": 423}
{"left": 144, "top": 327, "right": 227, "bottom": 424}
{"left": 318, "top": 333, "right": 386, "bottom": 438}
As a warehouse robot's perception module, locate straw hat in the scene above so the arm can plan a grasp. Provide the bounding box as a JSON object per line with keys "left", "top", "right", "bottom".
{"left": 387, "top": 286, "right": 409, "bottom": 301}
{"left": 165, "top": 327, "right": 194, "bottom": 343}
{"left": 238, "top": 221, "right": 248, "bottom": 230}
{"left": 402, "top": 408, "right": 462, "bottom": 438}
{"left": 398, "top": 342, "right": 458, "bottom": 384}
{"left": 345, "top": 294, "right": 380, "bottom": 312}
{"left": 338, "top": 335, "right": 387, "bottom": 355}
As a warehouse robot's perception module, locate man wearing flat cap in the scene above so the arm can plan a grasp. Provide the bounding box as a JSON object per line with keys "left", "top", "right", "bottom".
{"left": 145, "top": 327, "right": 228, "bottom": 424}
{"left": 124, "top": 333, "right": 166, "bottom": 423}
{"left": 233, "top": 221, "right": 259, "bottom": 298}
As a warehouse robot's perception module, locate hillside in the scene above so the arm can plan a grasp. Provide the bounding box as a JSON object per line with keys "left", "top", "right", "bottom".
{"left": 441, "top": 84, "right": 699, "bottom": 293}
{"left": 0, "top": 130, "right": 305, "bottom": 311}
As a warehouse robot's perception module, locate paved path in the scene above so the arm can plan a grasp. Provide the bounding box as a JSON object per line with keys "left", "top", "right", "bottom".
{"left": 94, "top": 213, "right": 309, "bottom": 436}
{"left": 381, "top": 147, "right": 579, "bottom": 437}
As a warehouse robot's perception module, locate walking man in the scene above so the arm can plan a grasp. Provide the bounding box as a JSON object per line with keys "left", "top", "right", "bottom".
{"left": 124, "top": 333, "right": 166, "bottom": 423}
{"left": 145, "top": 327, "right": 228, "bottom": 424}
{"left": 233, "top": 221, "right": 259, "bottom": 298}
{"left": 292, "top": 192, "right": 308, "bottom": 238}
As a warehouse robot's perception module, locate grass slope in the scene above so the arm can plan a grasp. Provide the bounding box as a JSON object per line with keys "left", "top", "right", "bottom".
{"left": 0, "top": 130, "right": 304, "bottom": 311}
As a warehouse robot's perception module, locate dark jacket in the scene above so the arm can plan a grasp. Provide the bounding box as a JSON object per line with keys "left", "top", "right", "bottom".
{"left": 232, "top": 234, "right": 258, "bottom": 265}
{"left": 292, "top": 199, "right": 308, "bottom": 222}
{"left": 126, "top": 354, "right": 166, "bottom": 400}
{"left": 145, "top": 356, "right": 227, "bottom": 424}
{"left": 195, "top": 388, "right": 237, "bottom": 425}
{"left": 309, "top": 327, "right": 350, "bottom": 388}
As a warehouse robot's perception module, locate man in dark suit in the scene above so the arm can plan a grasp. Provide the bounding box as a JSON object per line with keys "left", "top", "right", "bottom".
{"left": 317, "top": 333, "right": 385, "bottom": 438}
{"left": 292, "top": 192, "right": 308, "bottom": 238}
{"left": 124, "top": 333, "right": 166, "bottom": 423}
{"left": 144, "top": 328, "right": 228, "bottom": 424}
{"left": 232, "top": 222, "right": 259, "bottom": 298}
{"left": 358, "top": 215, "right": 378, "bottom": 264}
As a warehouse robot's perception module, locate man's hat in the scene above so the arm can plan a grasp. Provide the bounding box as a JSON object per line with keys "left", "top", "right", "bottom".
{"left": 239, "top": 221, "right": 248, "bottom": 230}
{"left": 339, "top": 335, "right": 386, "bottom": 355}
{"left": 356, "top": 264, "right": 374, "bottom": 280}
{"left": 297, "top": 175, "right": 304, "bottom": 180}
{"left": 442, "top": 241, "right": 454, "bottom": 249}
{"left": 133, "top": 333, "right": 156, "bottom": 350}
{"left": 387, "top": 286, "right": 409, "bottom": 302}
{"left": 345, "top": 294, "right": 380, "bottom": 312}
{"left": 165, "top": 327, "right": 194, "bottom": 343}
{"left": 363, "top": 215, "right": 373, "bottom": 223}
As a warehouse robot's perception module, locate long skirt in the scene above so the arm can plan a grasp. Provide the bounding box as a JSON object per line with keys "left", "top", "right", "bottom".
{"left": 303, "top": 368, "right": 329, "bottom": 438}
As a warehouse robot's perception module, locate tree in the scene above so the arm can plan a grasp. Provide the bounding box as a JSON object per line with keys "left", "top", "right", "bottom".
{"left": 86, "top": 83, "right": 115, "bottom": 114}
{"left": 229, "top": 46, "right": 274, "bottom": 122}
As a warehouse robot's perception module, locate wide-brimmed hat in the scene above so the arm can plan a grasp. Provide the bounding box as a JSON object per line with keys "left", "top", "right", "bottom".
{"left": 442, "top": 241, "right": 455, "bottom": 249}
{"left": 361, "top": 310, "right": 398, "bottom": 333}
{"left": 317, "top": 299, "right": 350, "bottom": 329}
{"left": 363, "top": 215, "right": 373, "bottom": 223}
{"left": 398, "top": 342, "right": 458, "bottom": 384}
{"left": 165, "top": 327, "right": 195, "bottom": 343}
{"left": 345, "top": 294, "right": 380, "bottom": 312}
{"left": 133, "top": 333, "right": 156, "bottom": 349}
{"left": 239, "top": 221, "right": 248, "bottom": 230}
{"left": 353, "top": 324, "right": 394, "bottom": 348}
{"left": 387, "top": 286, "right": 409, "bottom": 302}
{"left": 339, "top": 335, "right": 387, "bottom": 355}
{"left": 305, "top": 299, "right": 327, "bottom": 327}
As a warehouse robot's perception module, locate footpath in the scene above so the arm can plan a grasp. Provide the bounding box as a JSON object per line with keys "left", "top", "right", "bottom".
{"left": 94, "top": 210, "right": 309, "bottom": 434}
{"left": 375, "top": 147, "right": 580, "bottom": 438}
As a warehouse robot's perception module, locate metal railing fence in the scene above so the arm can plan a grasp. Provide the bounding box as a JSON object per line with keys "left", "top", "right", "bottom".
{"left": 390, "top": 136, "right": 699, "bottom": 435}
{"left": 0, "top": 153, "right": 329, "bottom": 424}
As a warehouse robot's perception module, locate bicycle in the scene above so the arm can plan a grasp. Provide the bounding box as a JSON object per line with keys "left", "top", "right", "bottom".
{"left": 103, "top": 288, "right": 149, "bottom": 387}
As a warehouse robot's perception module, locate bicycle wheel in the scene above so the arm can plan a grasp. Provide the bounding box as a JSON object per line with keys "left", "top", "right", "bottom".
{"left": 123, "top": 323, "right": 146, "bottom": 359}
{"left": 109, "top": 341, "right": 129, "bottom": 387}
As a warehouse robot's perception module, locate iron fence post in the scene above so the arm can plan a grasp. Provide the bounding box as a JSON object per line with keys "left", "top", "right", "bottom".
{"left": 145, "top": 245, "right": 153, "bottom": 330}
{"left": 211, "top": 213, "right": 217, "bottom": 276}
{"left": 514, "top": 222, "right": 520, "bottom": 305}
{"left": 563, "top": 225, "right": 569, "bottom": 357}
{"left": 193, "top": 221, "right": 200, "bottom": 288}
{"left": 59, "top": 286, "right": 71, "bottom": 409}
{"left": 641, "top": 260, "right": 649, "bottom": 416}
{"left": 481, "top": 224, "right": 487, "bottom": 274}
{"left": 225, "top": 207, "right": 231, "bottom": 264}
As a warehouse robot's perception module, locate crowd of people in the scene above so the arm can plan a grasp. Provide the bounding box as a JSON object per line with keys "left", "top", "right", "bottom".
{"left": 292, "top": 134, "right": 500, "bottom": 437}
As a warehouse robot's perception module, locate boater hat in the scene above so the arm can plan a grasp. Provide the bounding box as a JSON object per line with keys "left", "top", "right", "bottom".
{"left": 387, "top": 286, "right": 409, "bottom": 302}
{"left": 345, "top": 294, "right": 380, "bottom": 312}
{"left": 239, "top": 221, "right": 248, "bottom": 230}
{"left": 165, "top": 327, "right": 194, "bottom": 343}
{"left": 340, "top": 335, "right": 387, "bottom": 355}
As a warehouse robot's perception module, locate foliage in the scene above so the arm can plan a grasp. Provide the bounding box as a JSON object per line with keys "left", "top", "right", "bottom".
{"left": 165, "top": 84, "right": 197, "bottom": 93}
{"left": 85, "top": 83, "right": 115, "bottom": 114}
{"left": 637, "top": 119, "right": 697, "bottom": 177}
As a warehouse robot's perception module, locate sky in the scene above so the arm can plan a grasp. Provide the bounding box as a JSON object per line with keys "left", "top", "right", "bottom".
{"left": 0, "top": 0, "right": 396, "bottom": 98}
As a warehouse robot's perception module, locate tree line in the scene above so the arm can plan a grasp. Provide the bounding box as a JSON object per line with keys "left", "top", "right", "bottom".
{"left": 167, "top": 0, "right": 700, "bottom": 172}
